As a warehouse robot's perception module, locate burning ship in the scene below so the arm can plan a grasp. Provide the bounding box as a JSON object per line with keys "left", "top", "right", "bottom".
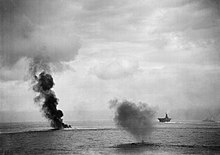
{"left": 158, "top": 113, "right": 171, "bottom": 122}
{"left": 32, "top": 71, "right": 71, "bottom": 129}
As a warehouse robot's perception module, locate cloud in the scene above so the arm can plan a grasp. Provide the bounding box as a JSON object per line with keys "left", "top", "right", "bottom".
{"left": 75, "top": 0, "right": 220, "bottom": 67}
{"left": 0, "top": 58, "right": 28, "bottom": 81}
{"left": 1, "top": 0, "right": 220, "bottom": 120}
{"left": 0, "top": 0, "right": 80, "bottom": 74}
{"left": 91, "top": 58, "right": 140, "bottom": 80}
{"left": 1, "top": 0, "right": 219, "bottom": 68}
{"left": 0, "top": 81, "right": 34, "bottom": 111}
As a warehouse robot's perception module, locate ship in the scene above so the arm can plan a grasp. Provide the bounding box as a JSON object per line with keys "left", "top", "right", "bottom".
{"left": 202, "top": 118, "right": 215, "bottom": 123}
{"left": 158, "top": 113, "right": 171, "bottom": 122}
{"left": 202, "top": 116, "right": 216, "bottom": 123}
{"left": 202, "top": 112, "right": 216, "bottom": 123}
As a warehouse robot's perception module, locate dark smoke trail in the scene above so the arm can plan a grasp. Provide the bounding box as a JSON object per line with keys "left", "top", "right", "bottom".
{"left": 29, "top": 56, "right": 71, "bottom": 129}
{"left": 110, "top": 99, "right": 155, "bottom": 142}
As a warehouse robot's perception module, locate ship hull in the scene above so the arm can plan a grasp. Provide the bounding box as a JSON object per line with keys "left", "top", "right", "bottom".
{"left": 202, "top": 119, "right": 215, "bottom": 123}
{"left": 158, "top": 118, "right": 171, "bottom": 122}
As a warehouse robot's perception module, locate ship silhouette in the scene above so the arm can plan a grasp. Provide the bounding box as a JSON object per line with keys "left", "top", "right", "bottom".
{"left": 158, "top": 113, "right": 171, "bottom": 122}
{"left": 202, "top": 112, "right": 216, "bottom": 123}
{"left": 202, "top": 117, "right": 215, "bottom": 123}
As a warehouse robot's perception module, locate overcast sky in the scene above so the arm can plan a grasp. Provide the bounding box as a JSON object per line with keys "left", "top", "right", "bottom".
{"left": 1, "top": 0, "right": 220, "bottom": 121}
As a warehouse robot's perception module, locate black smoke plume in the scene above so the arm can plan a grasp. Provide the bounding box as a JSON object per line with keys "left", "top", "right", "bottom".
{"left": 110, "top": 99, "right": 155, "bottom": 142}
{"left": 29, "top": 56, "right": 71, "bottom": 129}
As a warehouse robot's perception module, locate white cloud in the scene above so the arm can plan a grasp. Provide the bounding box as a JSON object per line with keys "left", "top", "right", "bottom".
{"left": 91, "top": 58, "right": 140, "bottom": 80}
{"left": 0, "top": 81, "right": 34, "bottom": 111}
{"left": 0, "top": 58, "right": 29, "bottom": 81}
{"left": 1, "top": 0, "right": 220, "bottom": 120}
{"left": 0, "top": 0, "right": 80, "bottom": 70}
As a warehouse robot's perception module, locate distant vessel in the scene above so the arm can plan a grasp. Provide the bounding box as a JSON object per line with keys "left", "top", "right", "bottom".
{"left": 158, "top": 113, "right": 171, "bottom": 122}
{"left": 202, "top": 117, "right": 215, "bottom": 123}
{"left": 202, "top": 113, "right": 216, "bottom": 123}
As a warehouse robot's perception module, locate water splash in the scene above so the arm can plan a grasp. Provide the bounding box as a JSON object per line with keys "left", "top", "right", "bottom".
{"left": 110, "top": 99, "right": 155, "bottom": 141}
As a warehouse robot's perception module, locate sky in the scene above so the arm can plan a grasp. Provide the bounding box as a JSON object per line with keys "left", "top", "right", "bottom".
{"left": 0, "top": 0, "right": 220, "bottom": 122}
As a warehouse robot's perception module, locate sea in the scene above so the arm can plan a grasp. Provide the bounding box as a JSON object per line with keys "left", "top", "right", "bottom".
{"left": 1, "top": 120, "right": 220, "bottom": 155}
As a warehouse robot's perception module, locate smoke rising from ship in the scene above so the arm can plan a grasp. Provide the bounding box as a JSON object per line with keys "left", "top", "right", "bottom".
{"left": 110, "top": 99, "right": 155, "bottom": 141}
{"left": 29, "top": 56, "right": 71, "bottom": 129}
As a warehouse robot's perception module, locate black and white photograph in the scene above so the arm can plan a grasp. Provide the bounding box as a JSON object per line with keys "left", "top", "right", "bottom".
{"left": 1, "top": 0, "right": 220, "bottom": 154}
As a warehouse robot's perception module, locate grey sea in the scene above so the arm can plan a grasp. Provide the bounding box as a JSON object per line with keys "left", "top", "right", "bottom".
{"left": 1, "top": 120, "right": 220, "bottom": 155}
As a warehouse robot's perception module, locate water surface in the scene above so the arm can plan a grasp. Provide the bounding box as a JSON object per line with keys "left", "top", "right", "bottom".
{"left": 1, "top": 120, "right": 220, "bottom": 154}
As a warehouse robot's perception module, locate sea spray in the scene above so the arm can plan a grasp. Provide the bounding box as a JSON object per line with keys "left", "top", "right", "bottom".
{"left": 110, "top": 99, "right": 155, "bottom": 141}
